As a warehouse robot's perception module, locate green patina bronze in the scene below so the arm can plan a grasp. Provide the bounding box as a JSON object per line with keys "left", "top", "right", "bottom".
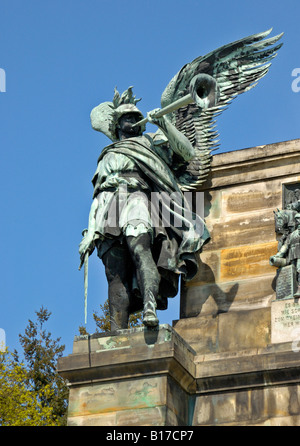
{"left": 79, "top": 29, "right": 283, "bottom": 331}
{"left": 270, "top": 192, "right": 300, "bottom": 298}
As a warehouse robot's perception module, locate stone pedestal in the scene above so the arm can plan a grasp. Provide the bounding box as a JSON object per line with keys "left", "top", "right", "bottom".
{"left": 57, "top": 325, "right": 196, "bottom": 426}
{"left": 192, "top": 341, "right": 300, "bottom": 426}
{"left": 58, "top": 323, "right": 300, "bottom": 426}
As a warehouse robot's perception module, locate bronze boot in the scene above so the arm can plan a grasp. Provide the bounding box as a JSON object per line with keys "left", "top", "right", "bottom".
{"left": 294, "top": 284, "right": 300, "bottom": 297}
{"left": 143, "top": 290, "right": 159, "bottom": 327}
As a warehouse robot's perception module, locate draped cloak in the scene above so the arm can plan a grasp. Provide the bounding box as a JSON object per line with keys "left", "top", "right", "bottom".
{"left": 283, "top": 229, "right": 300, "bottom": 266}
{"left": 91, "top": 134, "right": 210, "bottom": 311}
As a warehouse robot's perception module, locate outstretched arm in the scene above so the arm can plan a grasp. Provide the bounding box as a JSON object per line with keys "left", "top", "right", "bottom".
{"left": 269, "top": 239, "right": 289, "bottom": 266}
{"left": 147, "top": 110, "right": 195, "bottom": 162}
{"left": 274, "top": 241, "right": 289, "bottom": 258}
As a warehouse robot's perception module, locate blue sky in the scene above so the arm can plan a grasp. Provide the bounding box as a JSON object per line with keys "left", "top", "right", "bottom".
{"left": 0, "top": 0, "right": 299, "bottom": 356}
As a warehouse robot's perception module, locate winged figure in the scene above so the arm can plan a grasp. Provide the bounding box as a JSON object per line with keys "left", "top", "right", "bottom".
{"left": 160, "top": 27, "right": 283, "bottom": 190}
{"left": 80, "top": 29, "right": 283, "bottom": 331}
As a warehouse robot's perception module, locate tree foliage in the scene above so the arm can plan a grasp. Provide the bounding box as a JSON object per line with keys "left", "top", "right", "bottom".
{"left": 0, "top": 307, "right": 69, "bottom": 426}
{"left": 0, "top": 350, "right": 56, "bottom": 426}
{"left": 17, "top": 307, "right": 69, "bottom": 425}
{"left": 79, "top": 299, "right": 143, "bottom": 334}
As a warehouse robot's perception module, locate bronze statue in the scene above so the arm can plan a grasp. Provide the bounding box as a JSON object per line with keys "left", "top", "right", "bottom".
{"left": 270, "top": 214, "right": 300, "bottom": 297}
{"left": 270, "top": 188, "right": 300, "bottom": 298}
{"left": 273, "top": 208, "right": 297, "bottom": 250}
{"left": 79, "top": 29, "right": 283, "bottom": 330}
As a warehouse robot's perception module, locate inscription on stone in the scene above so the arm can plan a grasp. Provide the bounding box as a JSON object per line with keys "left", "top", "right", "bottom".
{"left": 276, "top": 265, "right": 297, "bottom": 300}
{"left": 271, "top": 297, "right": 300, "bottom": 343}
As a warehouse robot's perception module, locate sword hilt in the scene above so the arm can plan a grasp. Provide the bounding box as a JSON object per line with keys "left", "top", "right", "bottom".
{"left": 78, "top": 229, "right": 89, "bottom": 270}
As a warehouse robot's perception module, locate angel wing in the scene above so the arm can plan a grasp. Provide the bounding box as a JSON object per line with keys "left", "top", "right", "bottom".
{"left": 160, "top": 28, "right": 283, "bottom": 191}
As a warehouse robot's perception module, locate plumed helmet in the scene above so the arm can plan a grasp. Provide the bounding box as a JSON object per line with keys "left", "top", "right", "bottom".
{"left": 90, "top": 87, "right": 145, "bottom": 142}
{"left": 114, "top": 103, "right": 144, "bottom": 121}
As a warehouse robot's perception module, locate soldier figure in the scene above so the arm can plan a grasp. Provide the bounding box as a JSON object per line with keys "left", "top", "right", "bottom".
{"left": 270, "top": 213, "right": 300, "bottom": 297}
{"left": 79, "top": 98, "right": 209, "bottom": 330}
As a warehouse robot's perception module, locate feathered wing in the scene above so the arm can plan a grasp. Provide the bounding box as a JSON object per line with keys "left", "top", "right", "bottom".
{"left": 160, "top": 28, "right": 283, "bottom": 191}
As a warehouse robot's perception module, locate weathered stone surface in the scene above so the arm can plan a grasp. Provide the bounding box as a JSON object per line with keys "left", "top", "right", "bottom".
{"left": 115, "top": 406, "right": 168, "bottom": 426}
{"left": 223, "top": 186, "right": 281, "bottom": 215}
{"left": 173, "top": 314, "right": 219, "bottom": 354}
{"left": 181, "top": 274, "right": 275, "bottom": 318}
{"left": 202, "top": 139, "right": 300, "bottom": 190}
{"left": 58, "top": 322, "right": 300, "bottom": 426}
{"left": 192, "top": 382, "right": 300, "bottom": 426}
{"left": 182, "top": 139, "right": 300, "bottom": 339}
{"left": 220, "top": 242, "right": 277, "bottom": 281}
{"left": 166, "top": 376, "right": 191, "bottom": 425}
{"left": 190, "top": 250, "right": 220, "bottom": 284}
{"left": 205, "top": 210, "right": 276, "bottom": 251}
{"left": 174, "top": 308, "right": 271, "bottom": 354}
{"left": 68, "top": 376, "right": 166, "bottom": 418}
{"left": 58, "top": 325, "right": 196, "bottom": 426}
{"left": 191, "top": 341, "right": 300, "bottom": 425}
{"left": 218, "top": 308, "right": 271, "bottom": 351}
{"left": 68, "top": 406, "right": 168, "bottom": 427}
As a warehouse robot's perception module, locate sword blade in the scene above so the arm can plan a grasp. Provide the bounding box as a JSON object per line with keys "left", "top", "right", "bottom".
{"left": 84, "top": 251, "right": 89, "bottom": 325}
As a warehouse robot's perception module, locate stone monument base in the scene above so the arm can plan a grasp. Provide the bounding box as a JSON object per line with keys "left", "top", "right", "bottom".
{"left": 57, "top": 325, "right": 196, "bottom": 426}
{"left": 58, "top": 322, "right": 300, "bottom": 426}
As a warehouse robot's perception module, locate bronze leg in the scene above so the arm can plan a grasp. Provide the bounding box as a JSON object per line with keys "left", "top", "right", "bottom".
{"left": 102, "top": 245, "right": 132, "bottom": 331}
{"left": 126, "top": 233, "right": 160, "bottom": 327}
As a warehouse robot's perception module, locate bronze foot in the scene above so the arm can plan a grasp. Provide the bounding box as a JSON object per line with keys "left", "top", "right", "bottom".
{"left": 143, "top": 292, "right": 159, "bottom": 327}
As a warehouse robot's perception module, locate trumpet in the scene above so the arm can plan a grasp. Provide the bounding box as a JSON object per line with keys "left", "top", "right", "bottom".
{"left": 133, "top": 73, "right": 219, "bottom": 128}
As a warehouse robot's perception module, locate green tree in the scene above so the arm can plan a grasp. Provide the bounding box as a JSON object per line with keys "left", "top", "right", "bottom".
{"left": 79, "top": 299, "right": 143, "bottom": 334}
{"left": 18, "top": 307, "right": 69, "bottom": 425}
{"left": 93, "top": 300, "right": 143, "bottom": 332}
{"left": 0, "top": 350, "right": 55, "bottom": 426}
